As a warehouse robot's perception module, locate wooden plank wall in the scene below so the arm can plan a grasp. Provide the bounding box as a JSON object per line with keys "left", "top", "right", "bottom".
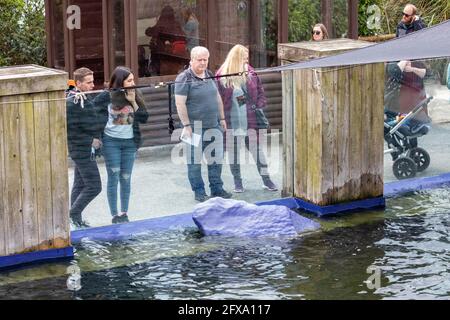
{"left": 0, "top": 93, "right": 70, "bottom": 257}
{"left": 282, "top": 69, "right": 294, "bottom": 197}
{"left": 0, "top": 97, "right": 5, "bottom": 257}
{"left": 19, "top": 95, "right": 39, "bottom": 253}
{"left": 3, "top": 96, "right": 24, "bottom": 255}
{"left": 139, "top": 72, "right": 283, "bottom": 147}
{"left": 49, "top": 91, "right": 71, "bottom": 249}
{"left": 294, "top": 64, "right": 385, "bottom": 206}
{"left": 73, "top": 0, "right": 104, "bottom": 85}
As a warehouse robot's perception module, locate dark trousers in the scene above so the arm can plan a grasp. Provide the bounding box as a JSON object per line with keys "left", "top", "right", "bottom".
{"left": 229, "top": 133, "right": 269, "bottom": 182}
{"left": 70, "top": 157, "right": 102, "bottom": 217}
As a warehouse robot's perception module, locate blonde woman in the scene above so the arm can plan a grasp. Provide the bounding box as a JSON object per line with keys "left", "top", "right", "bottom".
{"left": 216, "top": 45, "right": 278, "bottom": 193}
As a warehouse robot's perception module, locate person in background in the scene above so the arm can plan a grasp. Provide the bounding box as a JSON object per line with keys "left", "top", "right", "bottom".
{"left": 397, "top": 60, "right": 429, "bottom": 122}
{"left": 311, "top": 23, "right": 329, "bottom": 41}
{"left": 182, "top": 7, "right": 200, "bottom": 52}
{"left": 396, "top": 4, "right": 426, "bottom": 38}
{"left": 216, "top": 44, "right": 278, "bottom": 193}
{"left": 392, "top": 5, "right": 428, "bottom": 122}
{"left": 146, "top": 5, "right": 186, "bottom": 75}
{"left": 175, "top": 46, "right": 232, "bottom": 203}
{"left": 96, "top": 66, "right": 149, "bottom": 224}
{"left": 66, "top": 67, "right": 102, "bottom": 229}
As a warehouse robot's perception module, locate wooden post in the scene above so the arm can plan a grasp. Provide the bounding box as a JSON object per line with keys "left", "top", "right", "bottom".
{"left": 0, "top": 65, "right": 73, "bottom": 269}
{"left": 279, "top": 39, "right": 385, "bottom": 214}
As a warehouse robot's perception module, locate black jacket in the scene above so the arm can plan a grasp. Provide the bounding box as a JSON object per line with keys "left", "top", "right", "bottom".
{"left": 94, "top": 91, "right": 150, "bottom": 149}
{"left": 396, "top": 18, "right": 426, "bottom": 37}
{"left": 66, "top": 91, "right": 103, "bottom": 160}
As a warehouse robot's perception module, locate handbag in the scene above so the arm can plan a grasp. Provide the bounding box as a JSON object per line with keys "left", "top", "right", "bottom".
{"left": 243, "top": 84, "right": 270, "bottom": 129}
{"left": 254, "top": 107, "right": 270, "bottom": 129}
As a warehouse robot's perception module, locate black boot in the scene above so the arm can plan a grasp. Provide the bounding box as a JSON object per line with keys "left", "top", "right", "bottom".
{"left": 70, "top": 213, "right": 91, "bottom": 229}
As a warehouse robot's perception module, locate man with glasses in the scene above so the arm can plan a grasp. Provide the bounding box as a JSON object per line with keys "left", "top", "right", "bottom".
{"left": 385, "top": 3, "right": 430, "bottom": 146}
{"left": 396, "top": 4, "right": 426, "bottom": 38}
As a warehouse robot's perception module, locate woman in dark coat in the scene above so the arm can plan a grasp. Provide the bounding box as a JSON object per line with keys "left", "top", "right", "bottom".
{"left": 216, "top": 44, "right": 278, "bottom": 194}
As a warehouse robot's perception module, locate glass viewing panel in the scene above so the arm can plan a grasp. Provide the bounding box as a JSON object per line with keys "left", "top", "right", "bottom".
{"left": 62, "top": 0, "right": 284, "bottom": 228}
{"left": 332, "top": 0, "right": 348, "bottom": 38}
{"left": 50, "top": 0, "right": 66, "bottom": 70}
{"left": 136, "top": 0, "right": 207, "bottom": 77}
{"left": 70, "top": 0, "right": 104, "bottom": 87}
{"left": 384, "top": 58, "right": 450, "bottom": 182}
{"left": 110, "top": 0, "right": 126, "bottom": 71}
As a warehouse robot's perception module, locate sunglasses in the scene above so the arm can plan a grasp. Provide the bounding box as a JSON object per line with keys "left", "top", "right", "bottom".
{"left": 402, "top": 12, "right": 412, "bottom": 17}
{"left": 312, "top": 30, "right": 322, "bottom": 36}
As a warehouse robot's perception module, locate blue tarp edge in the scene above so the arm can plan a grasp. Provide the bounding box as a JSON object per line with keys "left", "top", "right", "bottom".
{"left": 0, "top": 247, "right": 74, "bottom": 270}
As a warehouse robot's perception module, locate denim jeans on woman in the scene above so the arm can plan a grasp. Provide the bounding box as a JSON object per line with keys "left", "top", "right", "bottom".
{"left": 187, "top": 127, "right": 225, "bottom": 195}
{"left": 102, "top": 134, "right": 137, "bottom": 217}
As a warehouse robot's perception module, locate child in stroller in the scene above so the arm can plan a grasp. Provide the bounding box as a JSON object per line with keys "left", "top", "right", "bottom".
{"left": 384, "top": 96, "right": 433, "bottom": 180}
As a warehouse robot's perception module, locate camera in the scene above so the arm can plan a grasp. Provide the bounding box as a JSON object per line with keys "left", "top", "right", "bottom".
{"left": 236, "top": 95, "right": 246, "bottom": 106}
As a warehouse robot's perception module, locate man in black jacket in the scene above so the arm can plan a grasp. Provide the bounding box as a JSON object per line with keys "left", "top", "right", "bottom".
{"left": 67, "top": 67, "right": 102, "bottom": 228}
{"left": 396, "top": 4, "right": 426, "bottom": 38}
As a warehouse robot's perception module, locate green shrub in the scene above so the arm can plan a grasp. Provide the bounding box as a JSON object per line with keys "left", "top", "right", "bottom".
{"left": 0, "top": 0, "right": 46, "bottom": 67}
{"left": 288, "top": 0, "right": 321, "bottom": 42}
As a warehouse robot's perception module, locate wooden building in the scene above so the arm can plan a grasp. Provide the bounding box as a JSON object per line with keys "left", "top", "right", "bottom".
{"left": 45, "top": 0, "right": 359, "bottom": 147}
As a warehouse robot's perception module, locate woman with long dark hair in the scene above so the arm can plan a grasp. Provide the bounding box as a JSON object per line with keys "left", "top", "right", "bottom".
{"left": 97, "top": 66, "right": 149, "bottom": 224}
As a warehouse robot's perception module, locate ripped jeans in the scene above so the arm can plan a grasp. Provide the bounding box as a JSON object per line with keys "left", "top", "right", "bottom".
{"left": 102, "top": 135, "right": 137, "bottom": 217}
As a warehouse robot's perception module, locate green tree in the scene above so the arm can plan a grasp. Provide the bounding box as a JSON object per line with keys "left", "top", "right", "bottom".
{"left": 288, "top": 0, "right": 321, "bottom": 42}
{"left": 0, "top": 0, "right": 46, "bottom": 67}
{"left": 367, "top": 0, "right": 449, "bottom": 35}
{"left": 358, "top": 0, "right": 383, "bottom": 36}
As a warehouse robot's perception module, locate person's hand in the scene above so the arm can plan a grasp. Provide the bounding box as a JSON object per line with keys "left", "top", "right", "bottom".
{"left": 92, "top": 138, "right": 102, "bottom": 150}
{"left": 397, "top": 60, "right": 409, "bottom": 72}
{"left": 404, "top": 61, "right": 414, "bottom": 73}
{"left": 125, "top": 89, "right": 136, "bottom": 104}
{"left": 182, "top": 125, "right": 193, "bottom": 138}
{"left": 220, "top": 119, "right": 227, "bottom": 131}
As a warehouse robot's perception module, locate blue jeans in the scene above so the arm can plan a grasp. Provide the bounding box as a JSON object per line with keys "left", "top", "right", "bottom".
{"left": 187, "top": 127, "right": 224, "bottom": 195}
{"left": 102, "top": 135, "right": 137, "bottom": 217}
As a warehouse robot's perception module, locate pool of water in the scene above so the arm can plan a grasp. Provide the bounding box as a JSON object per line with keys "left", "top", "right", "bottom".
{"left": 0, "top": 189, "right": 449, "bottom": 300}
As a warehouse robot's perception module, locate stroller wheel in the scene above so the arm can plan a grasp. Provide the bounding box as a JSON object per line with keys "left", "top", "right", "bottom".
{"left": 393, "top": 157, "right": 417, "bottom": 180}
{"left": 408, "top": 147, "right": 430, "bottom": 172}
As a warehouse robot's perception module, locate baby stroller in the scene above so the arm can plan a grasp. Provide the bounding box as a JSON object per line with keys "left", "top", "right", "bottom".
{"left": 384, "top": 96, "right": 433, "bottom": 180}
